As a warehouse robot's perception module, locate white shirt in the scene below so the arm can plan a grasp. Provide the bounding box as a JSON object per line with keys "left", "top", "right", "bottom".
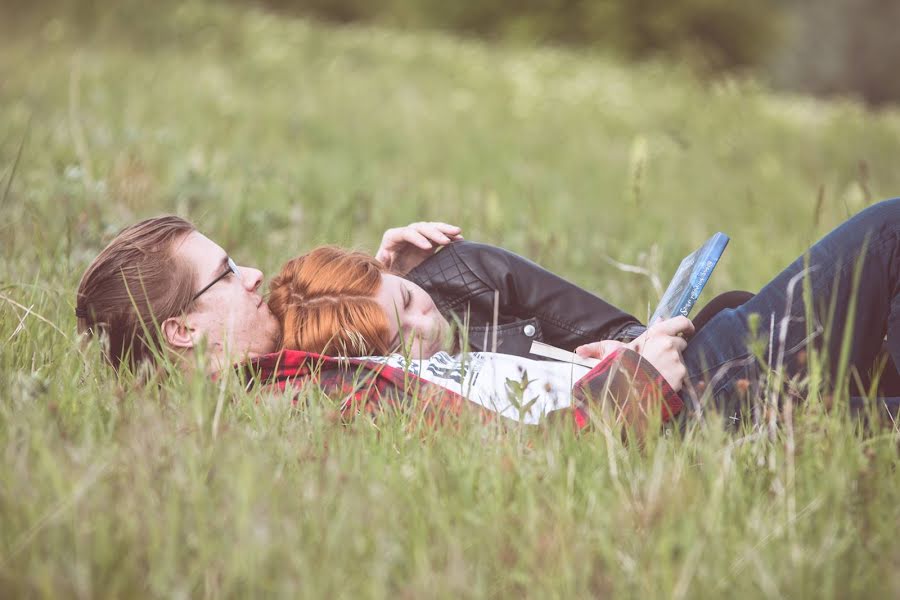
{"left": 359, "top": 351, "right": 589, "bottom": 424}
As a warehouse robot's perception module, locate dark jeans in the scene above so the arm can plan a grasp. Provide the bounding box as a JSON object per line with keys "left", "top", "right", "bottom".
{"left": 681, "top": 198, "right": 900, "bottom": 427}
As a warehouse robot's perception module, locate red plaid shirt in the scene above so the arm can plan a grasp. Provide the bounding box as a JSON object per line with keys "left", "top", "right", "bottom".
{"left": 238, "top": 348, "right": 683, "bottom": 431}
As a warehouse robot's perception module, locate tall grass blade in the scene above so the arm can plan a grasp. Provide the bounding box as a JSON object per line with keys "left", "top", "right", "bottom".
{"left": 1, "top": 118, "right": 29, "bottom": 210}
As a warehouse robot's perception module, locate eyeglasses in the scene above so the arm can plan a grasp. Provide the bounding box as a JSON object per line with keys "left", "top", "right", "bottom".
{"left": 192, "top": 257, "right": 242, "bottom": 302}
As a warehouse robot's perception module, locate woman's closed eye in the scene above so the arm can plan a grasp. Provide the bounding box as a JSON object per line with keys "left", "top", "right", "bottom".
{"left": 403, "top": 287, "right": 412, "bottom": 309}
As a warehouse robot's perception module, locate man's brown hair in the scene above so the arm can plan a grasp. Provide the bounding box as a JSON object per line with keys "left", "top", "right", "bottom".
{"left": 75, "top": 216, "right": 197, "bottom": 371}
{"left": 268, "top": 246, "right": 392, "bottom": 357}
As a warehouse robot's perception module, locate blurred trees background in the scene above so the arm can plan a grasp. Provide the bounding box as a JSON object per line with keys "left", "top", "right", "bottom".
{"left": 259, "top": 0, "right": 781, "bottom": 71}
{"left": 773, "top": 0, "right": 900, "bottom": 107}
{"left": 255, "top": 0, "right": 900, "bottom": 106}
{"left": 4, "top": 0, "right": 899, "bottom": 106}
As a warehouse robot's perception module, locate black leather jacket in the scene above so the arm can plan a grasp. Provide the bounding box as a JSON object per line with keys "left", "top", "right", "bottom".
{"left": 405, "top": 241, "right": 647, "bottom": 357}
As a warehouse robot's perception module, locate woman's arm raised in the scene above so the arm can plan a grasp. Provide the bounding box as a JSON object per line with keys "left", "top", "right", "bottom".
{"left": 375, "top": 222, "right": 464, "bottom": 274}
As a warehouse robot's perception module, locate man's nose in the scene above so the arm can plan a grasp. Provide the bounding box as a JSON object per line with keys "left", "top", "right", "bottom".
{"left": 239, "top": 266, "right": 264, "bottom": 292}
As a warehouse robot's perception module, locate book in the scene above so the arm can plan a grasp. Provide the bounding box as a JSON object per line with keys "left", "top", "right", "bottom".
{"left": 529, "top": 232, "right": 729, "bottom": 366}
{"left": 648, "top": 232, "right": 729, "bottom": 324}
{"left": 529, "top": 340, "right": 600, "bottom": 369}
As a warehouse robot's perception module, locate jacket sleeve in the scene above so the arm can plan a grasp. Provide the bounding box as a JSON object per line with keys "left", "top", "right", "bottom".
{"left": 566, "top": 347, "right": 683, "bottom": 434}
{"left": 407, "top": 241, "right": 646, "bottom": 349}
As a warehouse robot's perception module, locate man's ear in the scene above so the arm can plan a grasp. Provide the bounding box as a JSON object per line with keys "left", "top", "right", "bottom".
{"left": 162, "top": 316, "right": 195, "bottom": 350}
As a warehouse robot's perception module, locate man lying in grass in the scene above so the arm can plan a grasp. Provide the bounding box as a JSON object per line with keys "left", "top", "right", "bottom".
{"left": 73, "top": 215, "right": 686, "bottom": 434}
{"left": 75, "top": 199, "right": 900, "bottom": 435}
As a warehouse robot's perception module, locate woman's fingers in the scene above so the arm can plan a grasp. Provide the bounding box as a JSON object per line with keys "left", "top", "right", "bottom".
{"left": 432, "top": 222, "right": 463, "bottom": 238}
{"left": 378, "top": 222, "right": 463, "bottom": 258}
{"left": 381, "top": 226, "right": 432, "bottom": 250}
{"left": 374, "top": 243, "right": 393, "bottom": 265}
{"left": 637, "top": 333, "right": 688, "bottom": 391}
{"left": 575, "top": 340, "right": 625, "bottom": 359}
{"left": 577, "top": 334, "right": 688, "bottom": 390}
{"left": 576, "top": 319, "right": 691, "bottom": 392}
{"left": 413, "top": 222, "right": 463, "bottom": 246}
{"left": 649, "top": 316, "right": 695, "bottom": 338}
{"left": 419, "top": 227, "right": 452, "bottom": 245}
{"left": 575, "top": 342, "right": 601, "bottom": 358}
{"left": 403, "top": 229, "right": 436, "bottom": 250}
{"left": 376, "top": 223, "right": 461, "bottom": 273}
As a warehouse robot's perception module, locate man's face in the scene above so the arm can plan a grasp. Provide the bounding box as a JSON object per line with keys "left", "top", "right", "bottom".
{"left": 176, "top": 231, "right": 280, "bottom": 359}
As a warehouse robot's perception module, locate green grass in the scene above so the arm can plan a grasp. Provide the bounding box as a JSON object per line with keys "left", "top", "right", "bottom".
{"left": 2, "top": 1, "right": 900, "bottom": 597}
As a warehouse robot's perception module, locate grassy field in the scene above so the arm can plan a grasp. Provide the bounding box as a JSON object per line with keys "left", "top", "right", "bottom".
{"left": 2, "top": 1, "right": 900, "bottom": 597}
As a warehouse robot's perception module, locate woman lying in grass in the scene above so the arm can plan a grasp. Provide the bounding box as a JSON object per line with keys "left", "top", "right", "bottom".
{"left": 265, "top": 198, "right": 900, "bottom": 431}
{"left": 265, "top": 244, "right": 695, "bottom": 429}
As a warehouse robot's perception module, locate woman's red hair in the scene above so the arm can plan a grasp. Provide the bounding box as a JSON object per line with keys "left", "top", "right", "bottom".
{"left": 267, "top": 246, "right": 392, "bottom": 356}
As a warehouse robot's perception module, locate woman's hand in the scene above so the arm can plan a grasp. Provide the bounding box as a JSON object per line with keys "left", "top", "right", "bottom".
{"left": 575, "top": 339, "right": 627, "bottom": 361}
{"left": 577, "top": 318, "right": 693, "bottom": 392}
{"left": 375, "top": 222, "right": 463, "bottom": 274}
{"left": 627, "top": 317, "right": 694, "bottom": 392}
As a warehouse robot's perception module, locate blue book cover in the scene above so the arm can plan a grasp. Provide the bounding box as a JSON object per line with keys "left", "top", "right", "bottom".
{"left": 649, "top": 232, "right": 729, "bottom": 324}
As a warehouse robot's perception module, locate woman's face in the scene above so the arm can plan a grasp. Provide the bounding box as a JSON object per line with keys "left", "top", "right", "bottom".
{"left": 375, "top": 273, "right": 451, "bottom": 358}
